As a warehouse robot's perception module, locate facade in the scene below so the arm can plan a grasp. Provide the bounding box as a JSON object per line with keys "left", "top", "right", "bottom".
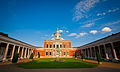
{"left": 35, "top": 29, "right": 78, "bottom": 58}
{"left": 0, "top": 32, "right": 36, "bottom": 62}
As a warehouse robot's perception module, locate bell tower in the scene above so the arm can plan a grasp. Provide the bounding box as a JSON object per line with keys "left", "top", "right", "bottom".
{"left": 54, "top": 28, "right": 61, "bottom": 39}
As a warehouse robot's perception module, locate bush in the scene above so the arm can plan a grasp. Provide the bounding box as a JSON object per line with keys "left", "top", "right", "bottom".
{"left": 97, "top": 52, "right": 102, "bottom": 63}
{"left": 12, "top": 52, "right": 19, "bottom": 64}
{"left": 29, "top": 53, "right": 34, "bottom": 59}
{"left": 75, "top": 52, "right": 77, "bottom": 58}
{"left": 81, "top": 53, "right": 85, "bottom": 59}
{"left": 38, "top": 52, "right": 40, "bottom": 58}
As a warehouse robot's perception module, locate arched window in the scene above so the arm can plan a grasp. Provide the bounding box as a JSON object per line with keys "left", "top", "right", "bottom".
{"left": 57, "top": 45, "right": 59, "bottom": 48}
{"left": 67, "top": 43, "right": 69, "bottom": 48}
{"left": 64, "top": 52, "right": 66, "bottom": 56}
{"left": 46, "top": 52, "right": 48, "bottom": 56}
{"left": 49, "top": 52, "right": 51, "bottom": 56}
{"left": 67, "top": 52, "right": 69, "bottom": 56}
{"left": 60, "top": 44, "right": 62, "bottom": 48}
{"left": 50, "top": 44, "right": 52, "bottom": 48}
{"left": 46, "top": 44, "right": 48, "bottom": 48}
{"left": 53, "top": 44, "right": 55, "bottom": 48}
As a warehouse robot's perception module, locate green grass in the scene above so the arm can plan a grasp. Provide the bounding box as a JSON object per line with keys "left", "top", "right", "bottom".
{"left": 18, "top": 58, "right": 97, "bottom": 69}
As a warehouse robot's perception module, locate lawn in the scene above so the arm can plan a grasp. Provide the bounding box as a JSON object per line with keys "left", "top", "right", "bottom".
{"left": 18, "top": 58, "right": 97, "bottom": 69}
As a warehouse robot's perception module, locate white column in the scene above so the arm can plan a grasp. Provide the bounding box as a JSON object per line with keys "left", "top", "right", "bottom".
{"left": 20, "top": 47, "right": 24, "bottom": 59}
{"left": 27, "top": 48, "right": 30, "bottom": 58}
{"left": 87, "top": 48, "right": 90, "bottom": 58}
{"left": 93, "top": 47, "right": 96, "bottom": 59}
{"left": 24, "top": 48, "right": 27, "bottom": 58}
{"left": 90, "top": 48, "right": 92, "bottom": 58}
{"left": 10, "top": 45, "right": 15, "bottom": 60}
{"left": 103, "top": 44, "right": 109, "bottom": 60}
{"left": 98, "top": 46, "right": 101, "bottom": 54}
{"left": 3, "top": 43, "right": 9, "bottom": 61}
{"left": 17, "top": 46, "right": 20, "bottom": 54}
{"left": 110, "top": 43, "right": 118, "bottom": 60}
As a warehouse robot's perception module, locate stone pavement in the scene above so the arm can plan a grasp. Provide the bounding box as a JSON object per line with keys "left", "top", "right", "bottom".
{"left": 0, "top": 58, "right": 120, "bottom": 72}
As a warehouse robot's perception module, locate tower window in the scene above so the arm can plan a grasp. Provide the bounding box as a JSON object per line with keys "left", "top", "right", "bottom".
{"left": 60, "top": 44, "right": 62, "bottom": 48}
{"left": 57, "top": 45, "right": 59, "bottom": 48}
{"left": 50, "top": 44, "right": 52, "bottom": 48}
{"left": 64, "top": 44, "right": 65, "bottom": 48}
{"left": 53, "top": 44, "right": 55, "bottom": 48}
{"left": 46, "top": 44, "right": 48, "bottom": 48}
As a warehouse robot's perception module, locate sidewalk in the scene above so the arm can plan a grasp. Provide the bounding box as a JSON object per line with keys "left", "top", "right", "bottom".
{"left": 77, "top": 58, "right": 120, "bottom": 69}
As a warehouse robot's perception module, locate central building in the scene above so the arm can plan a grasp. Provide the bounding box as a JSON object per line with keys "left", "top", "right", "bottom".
{"left": 35, "top": 28, "right": 78, "bottom": 58}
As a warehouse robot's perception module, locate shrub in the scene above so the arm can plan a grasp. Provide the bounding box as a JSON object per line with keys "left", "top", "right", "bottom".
{"left": 29, "top": 53, "right": 34, "bottom": 59}
{"left": 12, "top": 52, "right": 19, "bottom": 64}
{"left": 38, "top": 52, "right": 40, "bottom": 58}
{"left": 97, "top": 52, "right": 102, "bottom": 64}
{"left": 75, "top": 52, "right": 77, "bottom": 58}
{"left": 81, "top": 53, "right": 85, "bottom": 59}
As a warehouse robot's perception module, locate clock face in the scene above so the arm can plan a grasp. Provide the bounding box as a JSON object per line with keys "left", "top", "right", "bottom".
{"left": 57, "top": 35, "right": 59, "bottom": 38}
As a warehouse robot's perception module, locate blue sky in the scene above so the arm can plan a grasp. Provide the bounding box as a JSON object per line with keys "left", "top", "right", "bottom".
{"left": 0, "top": 0, "right": 120, "bottom": 47}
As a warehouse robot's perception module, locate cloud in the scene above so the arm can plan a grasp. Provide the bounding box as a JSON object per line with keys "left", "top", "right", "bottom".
{"left": 68, "top": 33, "right": 77, "bottom": 36}
{"left": 66, "top": 31, "right": 69, "bottom": 33}
{"left": 75, "top": 32, "right": 87, "bottom": 38}
{"left": 59, "top": 30, "right": 63, "bottom": 33}
{"left": 73, "top": 0, "right": 99, "bottom": 22}
{"left": 90, "top": 30, "right": 98, "bottom": 34}
{"left": 81, "top": 23, "right": 94, "bottom": 27}
{"left": 97, "top": 8, "right": 119, "bottom": 16}
{"left": 102, "top": 27, "right": 112, "bottom": 32}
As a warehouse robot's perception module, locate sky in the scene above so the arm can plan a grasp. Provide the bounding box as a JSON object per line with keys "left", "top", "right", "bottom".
{"left": 0, "top": 0, "right": 120, "bottom": 47}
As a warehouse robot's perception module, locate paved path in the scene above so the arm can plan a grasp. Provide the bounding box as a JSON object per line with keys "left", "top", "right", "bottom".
{"left": 0, "top": 58, "right": 120, "bottom": 72}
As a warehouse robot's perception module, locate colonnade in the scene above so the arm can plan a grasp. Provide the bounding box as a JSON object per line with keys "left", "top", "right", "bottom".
{"left": 81, "top": 41, "right": 120, "bottom": 61}
{"left": 0, "top": 42, "right": 34, "bottom": 62}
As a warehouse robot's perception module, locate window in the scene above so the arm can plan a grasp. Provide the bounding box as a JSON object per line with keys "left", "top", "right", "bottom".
{"left": 46, "top": 52, "right": 48, "bottom": 56}
{"left": 46, "top": 44, "right": 48, "bottom": 48}
{"left": 57, "top": 45, "right": 59, "bottom": 48}
{"left": 49, "top": 52, "right": 51, "bottom": 56}
{"left": 79, "top": 52, "right": 80, "bottom": 55}
{"left": 64, "top": 52, "right": 66, "bottom": 55}
{"left": 50, "top": 44, "right": 52, "bottom": 48}
{"left": 64, "top": 44, "right": 65, "bottom": 48}
{"left": 60, "top": 44, "right": 62, "bottom": 48}
{"left": 67, "top": 52, "right": 69, "bottom": 56}
{"left": 67, "top": 43, "right": 69, "bottom": 48}
{"left": 53, "top": 44, "right": 55, "bottom": 48}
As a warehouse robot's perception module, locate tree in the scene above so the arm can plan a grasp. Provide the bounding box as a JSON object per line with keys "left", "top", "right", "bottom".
{"left": 12, "top": 52, "right": 19, "bottom": 64}
{"left": 75, "top": 52, "right": 77, "bottom": 58}
{"left": 38, "top": 52, "right": 40, "bottom": 58}
{"left": 81, "top": 53, "right": 85, "bottom": 61}
{"left": 29, "top": 53, "right": 34, "bottom": 59}
{"left": 97, "top": 52, "right": 102, "bottom": 64}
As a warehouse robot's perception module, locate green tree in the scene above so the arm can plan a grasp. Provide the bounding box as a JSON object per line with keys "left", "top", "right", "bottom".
{"left": 12, "top": 52, "right": 19, "bottom": 64}
{"left": 38, "top": 52, "right": 40, "bottom": 58}
{"left": 81, "top": 53, "right": 85, "bottom": 61}
{"left": 29, "top": 53, "right": 34, "bottom": 59}
{"left": 97, "top": 52, "right": 102, "bottom": 64}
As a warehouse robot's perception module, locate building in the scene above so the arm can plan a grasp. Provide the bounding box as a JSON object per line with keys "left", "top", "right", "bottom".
{"left": 0, "top": 29, "right": 120, "bottom": 62}
{"left": 0, "top": 32, "right": 36, "bottom": 62}
{"left": 35, "top": 28, "right": 78, "bottom": 58}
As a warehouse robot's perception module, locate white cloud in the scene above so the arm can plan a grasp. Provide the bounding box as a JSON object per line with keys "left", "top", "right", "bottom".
{"left": 66, "top": 31, "right": 69, "bottom": 33}
{"left": 59, "top": 30, "right": 63, "bottom": 33}
{"left": 75, "top": 32, "right": 87, "bottom": 38}
{"left": 81, "top": 23, "right": 94, "bottom": 27}
{"left": 68, "top": 33, "right": 77, "bottom": 36}
{"left": 97, "top": 8, "right": 119, "bottom": 16}
{"left": 73, "top": 0, "right": 99, "bottom": 22}
{"left": 90, "top": 30, "right": 98, "bottom": 34}
{"left": 51, "top": 34, "right": 54, "bottom": 37}
{"left": 102, "top": 27, "right": 112, "bottom": 32}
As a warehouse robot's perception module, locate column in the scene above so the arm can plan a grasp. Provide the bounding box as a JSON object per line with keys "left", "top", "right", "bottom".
{"left": 90, "top": 48, "right": 92, "bottom": 58}
{"left": 17, "top": 46, "right": 20, "bottom": 54}
{"left": 110, "top": 43, "right": 118, "bottom": 60}
{"left": 10, "top": 45, "right": 15, "bottom": 60}
{"left": 103, "top": 44, "right": 109, "bottom": 60}
{"left": 3, "top": 43, "right": 9, "bottom": 61}
{"left": 27, "top": 48, "right": 30, "bottom": 58}
{"left": 93, "top": 47, "right": 96, "bottom": 59}
{"left": 20, "top": 47, "right": 24, "bottom": 59}
{"left": 24, "top": 48, "right": 27, "bottom": 58}
{"left": 87, "top": 48, "right": 90, "bottom": 58}
{"left": 98, "top": 46, "right": 101, "bottom": 54}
